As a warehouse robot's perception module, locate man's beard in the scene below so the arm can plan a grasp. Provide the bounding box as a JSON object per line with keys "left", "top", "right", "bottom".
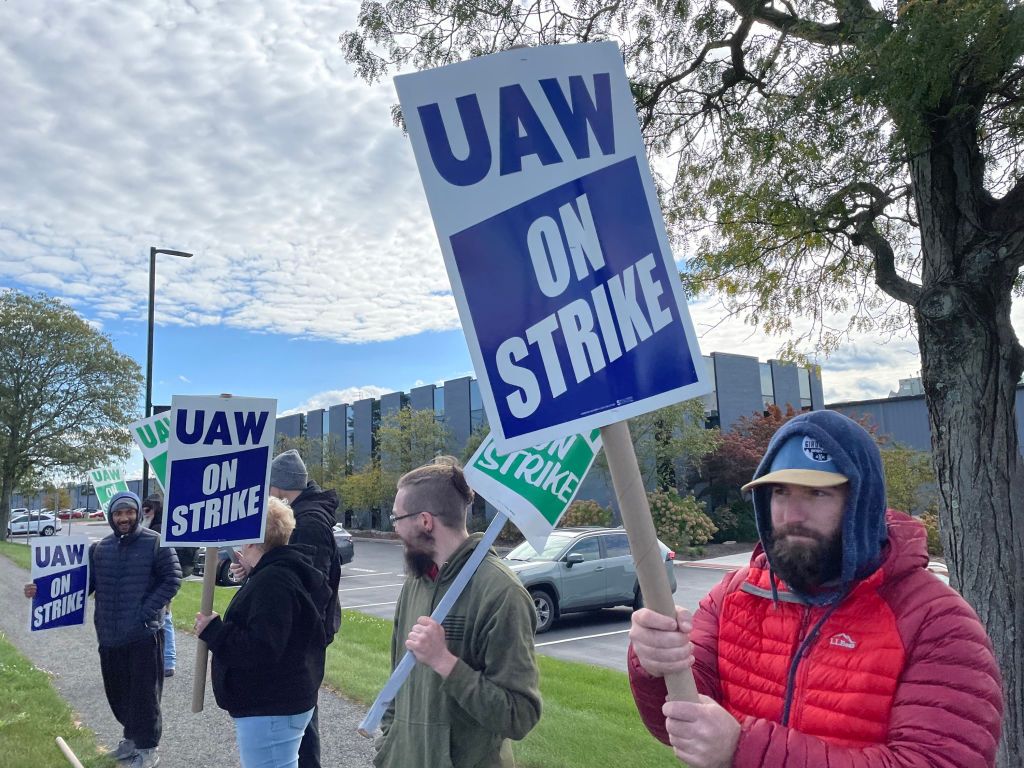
{"left": 403, "top": 530, "right": 437, "bottom": 578}
{"left": 768, "top": 524, "right": 843, "bottom": 594}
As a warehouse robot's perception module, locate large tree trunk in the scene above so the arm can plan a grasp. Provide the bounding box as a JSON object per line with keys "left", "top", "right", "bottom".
{"left": 911, "top": 109, "right": 1024, "bottom": 766}
{"left": 917, "top": 285, "right": 1024, "bottom": 768}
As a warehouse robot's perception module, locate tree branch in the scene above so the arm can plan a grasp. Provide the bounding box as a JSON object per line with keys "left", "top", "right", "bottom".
{"left": 854, "top": 222, "right": 922, "bottom": 305}
{"left": 987, "top": 176, "right": 1024, "bottom": 233}
{"left": 722, "top": 0, "right": 847, "bottom": 46}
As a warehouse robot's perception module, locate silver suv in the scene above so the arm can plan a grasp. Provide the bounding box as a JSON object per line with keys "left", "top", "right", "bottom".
{"left": 503, "top": 527, "right": 677, "bottom": 633}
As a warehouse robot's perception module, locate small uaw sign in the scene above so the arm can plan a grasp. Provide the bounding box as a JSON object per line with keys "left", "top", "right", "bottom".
{"left": 89, "top": 467, "right": 129, "bottom": 512}
{"left": 464, "top": 430, "right": 602, "bottom": 552}
{"left": 394, "top": 41, "right": 710, "bottom": 453}
{"left": 163, "top": 395, "right": 276, "bottom": 548}
{"left": 30, "top": 536, "right": 90, "bottom": 632}
{"left": 130, "top": 411, "right": 173, "bottom": 491}
{"left": 394, "top": 42, "right": 709, "bottom": 709}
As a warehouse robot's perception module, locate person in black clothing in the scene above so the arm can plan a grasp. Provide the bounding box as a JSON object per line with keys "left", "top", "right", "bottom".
{"left": 26, "top": 491, "right": 181, "bottom": 768}
{"left": 266, "top": 449, "right": 341, "bottom": 768}
{"left": 141, "top": 493, "right": 196, "bottom": 678}
{"left": 195, "top": 496, "right": 330, "bottom": 768}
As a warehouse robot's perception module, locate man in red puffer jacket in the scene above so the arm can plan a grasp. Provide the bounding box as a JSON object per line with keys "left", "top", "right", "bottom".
{"left": 628, "top": 410, "right": 1003, "bottom": 768}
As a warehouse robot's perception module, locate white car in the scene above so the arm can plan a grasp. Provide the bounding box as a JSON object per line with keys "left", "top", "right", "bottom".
{"left": 7, "top": 511, "right": 63, "bottom": 537}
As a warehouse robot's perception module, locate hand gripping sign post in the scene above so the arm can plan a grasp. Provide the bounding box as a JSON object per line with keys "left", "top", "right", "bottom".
{"left": 162, "top": 394, "right": 276, "bottom": 712}
{"left": 357, "top": 430, "right": 602, "bottom": 736}
{"left": 130, "top": 411, "right": 173, "bottom": 491}
{"left": 394, "top": 41, "right": 711, "bottom": 709}
{"left": 29, "top": 536, "right": 90, "bottom": 632}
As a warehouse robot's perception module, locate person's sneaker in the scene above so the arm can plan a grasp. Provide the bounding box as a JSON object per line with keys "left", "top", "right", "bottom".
{"left": 164, "top": 668, "right": 175, "bottom": 678}
{"left": 129, "top": 748, "right": 160, "bottom": 768}
{"left": 110, "top": 739, "right": 136, "bottom": 760}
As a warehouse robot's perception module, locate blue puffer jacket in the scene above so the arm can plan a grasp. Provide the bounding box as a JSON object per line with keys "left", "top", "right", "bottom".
{"left": 89, "top": 491, "right": 182, "bottom": 648}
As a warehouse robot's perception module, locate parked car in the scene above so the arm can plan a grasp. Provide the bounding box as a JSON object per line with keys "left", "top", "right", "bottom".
{"left": 69, "top": 508, "right": 87, "bottom": 519}
{"left": 503, "top": 527, "right": 677, "bottom": 633}
{"left": 7, "top": 512, "right": 64, "bottom": 537}
{"left": 333, "top": 523, "right": 355, "bottom": 565}
{"left": 57, "top": 509, "right": 74, "bottom": 520}
{"left": 87, "top": 508, "right": 105, "bottom": 519}
{"left": 193, "top": 546, "right": 237, "bottom": 586}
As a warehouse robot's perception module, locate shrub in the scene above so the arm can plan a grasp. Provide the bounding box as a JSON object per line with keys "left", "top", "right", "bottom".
{"left": 919, "top": 509, "right": 944, "bottom": 557}
{"left": 708, "top": 499, "right": 759, "bottom": 543}
{"left": 647, "top": 490, "right": 717, "bottom": 553}
{"left": 559, "top": 499, "right": 613, "bottom": 528}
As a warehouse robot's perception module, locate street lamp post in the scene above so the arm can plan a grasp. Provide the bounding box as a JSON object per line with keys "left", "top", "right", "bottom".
{"left": 143, "top": 247, "right": 193, "bottom": 500}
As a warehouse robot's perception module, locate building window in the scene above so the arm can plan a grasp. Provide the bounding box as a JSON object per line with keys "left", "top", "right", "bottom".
{"left": 299, "top": 413, "right": 308, "bottom": 438}
{"left": 434, "top": 386, "right": 445, "bottom": 422}
{"left": 760, "top": 362, "right": 775, "bottom": 411}
{"left": 346, "top": 408, "right": 355, "bottom": 455}
{"left": 322, "top": 410, "right": 330, "bottom": 437}
{"left": 371, "top": 401, "right": 381, "bottom": 460}
{"left": 470, "top": 380, "right": 484, "bottom": 430}
{"left": 799, "top": 368, "right": 813, "bottom": 409}
{"left": 701, "top": 355, "right": 718, "bottom": 426}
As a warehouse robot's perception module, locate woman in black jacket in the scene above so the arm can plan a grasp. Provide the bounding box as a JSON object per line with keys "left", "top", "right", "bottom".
{"left": 195, "top": 497, "right": 330, "bottom": 768}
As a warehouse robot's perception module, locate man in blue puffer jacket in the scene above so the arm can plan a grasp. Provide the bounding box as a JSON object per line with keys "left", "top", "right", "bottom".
{"left": 91, "top": 491, "right": 182, "bottom": 767}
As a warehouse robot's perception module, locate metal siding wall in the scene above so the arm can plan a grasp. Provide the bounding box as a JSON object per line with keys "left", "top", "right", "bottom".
{"left": 830, "top": 398, "right": 932, "bottom": 451}
{"left": 307, "top": 409, "right": 324, "bottom": 440}
{"left": 328, "top": 404, "right": 347, "bottom": 456}
{"left": 353, "top": 398, "right": 375, "bottom": 470}
{"left": 276, "top": 414, "right": 302, "bottom": 439}
{"left": 769, "top": 360, "right": 802, "bottom": 411}
{"left": 810, "top": 368, "right": 825, "bottom": 410}
{"left": 444, "top": 376, "right": 472, "bottom": 454}
{"left": 380, "top": 392, "right": 403, "bottom": 420}
{"left": 712, "top": 352, "right": 763, "bottom": 430}
{"left": 410, "top": 384, "right": 435, "bottom": 412}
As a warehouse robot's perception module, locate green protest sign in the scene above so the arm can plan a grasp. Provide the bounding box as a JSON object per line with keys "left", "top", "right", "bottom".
{"left": 463, "top": 429, "right": 602, "bottom": 552}
{"left": 129, "top": 412, "right": 172, "bottom": 491}
{"left": 89, "top": 467, "right": 129, "bottom": 512}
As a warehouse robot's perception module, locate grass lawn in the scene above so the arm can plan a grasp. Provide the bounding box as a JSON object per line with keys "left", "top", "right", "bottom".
{"left": 0, "top": 633, "right": 117, "bottom": 768}
{"left": 0, "top": 540, "right": 30, "bottom": 570}
{"left": 4, "top": 554, "right": 681, "bottom": 768}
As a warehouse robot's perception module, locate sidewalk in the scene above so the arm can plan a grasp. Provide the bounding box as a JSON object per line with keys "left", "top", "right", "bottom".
{"left": 0, "top": 556, "right": 375, "bottom": 768}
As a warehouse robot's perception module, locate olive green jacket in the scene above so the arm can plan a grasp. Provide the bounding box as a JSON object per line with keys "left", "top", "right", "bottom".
{"left": 374, "top": 534, "right": 542, "bottom": 768}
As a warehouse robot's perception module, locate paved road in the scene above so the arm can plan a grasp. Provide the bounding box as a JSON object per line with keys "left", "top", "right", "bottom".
{"left": 341, "top": 538, "right": 732, "bottom": 673}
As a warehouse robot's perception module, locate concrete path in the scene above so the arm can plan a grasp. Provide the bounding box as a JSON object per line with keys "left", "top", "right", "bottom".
{"left": 0, "top": 556, "right": 375, "bottom": 768}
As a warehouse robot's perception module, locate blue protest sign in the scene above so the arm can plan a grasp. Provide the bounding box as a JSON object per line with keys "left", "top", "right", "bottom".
{"left": 163, "top": 395, "right": 277, "bottom": 547}
{"left": 395, "top": 42, "right": 711, "bottom": 452}
{"left": 30, "top": 536, "right": 90, "bottom": 632}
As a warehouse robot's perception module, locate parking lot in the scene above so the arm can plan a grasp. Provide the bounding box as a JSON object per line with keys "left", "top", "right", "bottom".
{"left": 7, "top": 525, "right": 734, "bottom": 673}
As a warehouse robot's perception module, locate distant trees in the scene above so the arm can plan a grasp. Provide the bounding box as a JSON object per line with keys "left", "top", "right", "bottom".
{"left": 0, "top": 292, "right": 141, "bottom": 540}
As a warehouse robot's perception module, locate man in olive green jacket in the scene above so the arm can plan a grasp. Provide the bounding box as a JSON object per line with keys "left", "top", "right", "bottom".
{"left": 374, "top": 458, "right": 541, "bottom": 768}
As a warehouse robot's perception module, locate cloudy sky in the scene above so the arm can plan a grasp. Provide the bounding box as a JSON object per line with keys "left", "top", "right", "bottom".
{"left": 2, "top": 0, "right": 1019, "bottom": 435}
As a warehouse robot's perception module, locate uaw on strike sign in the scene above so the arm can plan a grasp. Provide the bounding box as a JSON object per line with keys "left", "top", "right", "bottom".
{"left": 395, "top": 42, "right": 711, "bottom": 453}
{"left": 163, "top": 395, "right": 276, "bottom": 547}
{"left": 30, "top": 536, "right": 90, "bottom": 632}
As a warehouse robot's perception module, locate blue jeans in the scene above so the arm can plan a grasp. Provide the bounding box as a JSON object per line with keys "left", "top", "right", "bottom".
{"left": 163, "top": 610, "right": 176, "bottom": 671}
{"left": 234, "top": 709, "right": 314, "bottom": 768}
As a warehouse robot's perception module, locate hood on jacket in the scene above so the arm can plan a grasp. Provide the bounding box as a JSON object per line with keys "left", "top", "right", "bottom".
{"left": 254, "top": 545, "right": 332, "bottom": 611}
{"left": 750, "top": 410, "right": 887, "bottom": 604}
{"left": 107, "top": 490, "right": 144, "bottom": 540}
{"left": 292, "top": 482, "right": 339, "bottom": 526}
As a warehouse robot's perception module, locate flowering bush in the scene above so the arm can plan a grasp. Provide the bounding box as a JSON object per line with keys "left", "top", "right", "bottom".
{"left": 919, "top": 509, "right": 944, "bottom": 557}
{"left": 559, "top": 499, "right": 613, "bottom": 528}
{"left": 647, "top": 490, "right": 717, "bottom": 553}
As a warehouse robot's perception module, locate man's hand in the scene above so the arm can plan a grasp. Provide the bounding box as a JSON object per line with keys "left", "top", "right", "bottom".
{"left": 194, "top": 611, "right": 219, "bottom": 635}
{"left": 663, "top": 695, "right": 740, "bottom": 768}
{"left": 629, "top": 607, "right": 694, "bottom": 678}
{"left": 23, "top": 583, "right": 36, "bottom": 599}
{"left": 405, "top": 617, "right": 457, "bottom": 678}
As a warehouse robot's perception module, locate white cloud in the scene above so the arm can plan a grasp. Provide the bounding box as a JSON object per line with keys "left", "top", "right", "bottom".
{"left": 280, "top": 385, "right": 392, "bottom": 415}
{"left": 178, "top": 375, "right": 191, "bottom": 384}
{"left": 0, "top": 1, "right": 456, "bottom": 343}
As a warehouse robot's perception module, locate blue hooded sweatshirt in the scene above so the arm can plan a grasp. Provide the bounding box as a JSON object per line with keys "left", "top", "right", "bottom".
{"left": 750, "top": 410, "right": 888, "bottom": 605}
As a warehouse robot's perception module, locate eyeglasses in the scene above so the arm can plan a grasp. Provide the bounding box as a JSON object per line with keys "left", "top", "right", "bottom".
{"left": 389, "top": 511, "right": 426, "bottom": 526}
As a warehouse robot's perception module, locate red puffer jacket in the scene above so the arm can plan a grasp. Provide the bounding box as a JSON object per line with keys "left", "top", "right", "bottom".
{"left": 629, "top": 512, "right": 1003, "bottom": 767}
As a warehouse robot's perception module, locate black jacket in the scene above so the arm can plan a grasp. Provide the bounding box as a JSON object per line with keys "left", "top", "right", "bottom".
{"left": 201, "top": 546, "right": 330, "bottom": 718}
{"left": 90, "top": 517, "right": 182, "bottom": 648}
{"left": 289, "top": 482, "right": 342, "bottom": 641}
